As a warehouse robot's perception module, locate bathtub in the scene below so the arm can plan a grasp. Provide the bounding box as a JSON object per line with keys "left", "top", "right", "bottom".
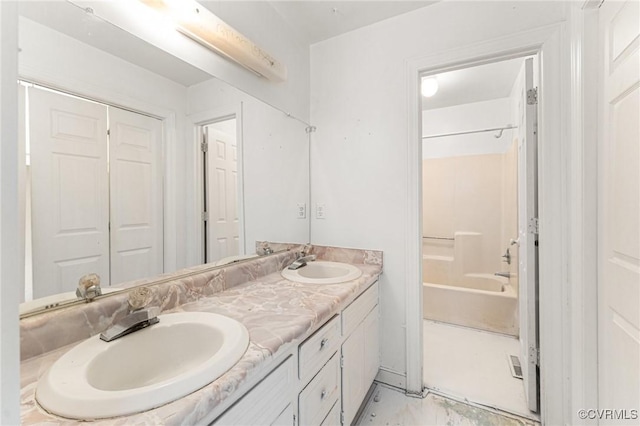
{"left": 423, "top": 272, "right": 518, "bottom": 336}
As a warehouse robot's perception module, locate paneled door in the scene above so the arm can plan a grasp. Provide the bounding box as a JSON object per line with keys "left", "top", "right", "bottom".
{"left": 109, "top": 107, "right": 163, "bottom": 284}
{"left": 517, "top": 57, "right": 539, "bottom": 413}
{"left": 29, "top": 87, "right": 110, "bottom": 297}
{"left": 598, "top": 0, "right": 640, "bottom": 416}
{"left": 205, "top": 123, "right": 240, "bottom": 262}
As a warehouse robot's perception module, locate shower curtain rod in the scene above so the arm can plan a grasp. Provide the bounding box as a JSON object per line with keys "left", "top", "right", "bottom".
{"left": 422, "top": 125, "right": 517, "bottom": 140}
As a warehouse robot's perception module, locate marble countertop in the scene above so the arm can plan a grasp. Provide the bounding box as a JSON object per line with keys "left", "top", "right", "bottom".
{"left": 20, "top": 261, "right": 382, "bottom": 425}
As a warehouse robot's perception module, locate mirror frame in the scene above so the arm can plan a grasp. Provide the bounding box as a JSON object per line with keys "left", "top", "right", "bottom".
{"left": 19, "top": 248, "right": 291, "bottom": 319}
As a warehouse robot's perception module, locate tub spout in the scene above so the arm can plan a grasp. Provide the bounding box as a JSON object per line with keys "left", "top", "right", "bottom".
{"left": 495, "top": 271, "right": 511, "bottom": 278}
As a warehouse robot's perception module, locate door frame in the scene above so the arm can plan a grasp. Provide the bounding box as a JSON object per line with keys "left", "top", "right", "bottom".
{"left": 405, "top": 17, "right": 599, "bottom": 424}
{"left": 187, "top": 105, "right": 245, "bottom": 264}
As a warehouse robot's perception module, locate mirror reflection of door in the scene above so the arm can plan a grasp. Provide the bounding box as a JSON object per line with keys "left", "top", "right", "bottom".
{"left": 203, "top": 119, "right": 241, "bottom": 264}
{"left": 23, "top": 84, "right": 164, "bottom": 300}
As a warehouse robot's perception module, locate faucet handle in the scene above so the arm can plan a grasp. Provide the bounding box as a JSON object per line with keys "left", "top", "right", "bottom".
{"left": 128, "top": 286, "right": 154, "bottom": 312}
{"left": 76, "top": 273, "right": 102, "bottom": 301}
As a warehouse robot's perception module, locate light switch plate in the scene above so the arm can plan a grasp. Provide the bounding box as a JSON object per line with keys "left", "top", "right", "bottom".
{"left": 316, "top": 203, "right": 326, "bottom": 219}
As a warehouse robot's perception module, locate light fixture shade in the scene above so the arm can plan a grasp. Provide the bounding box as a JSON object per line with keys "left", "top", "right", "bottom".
{"left": 140, "top": 0, "right": 287, "bottom": 82}
{"left": 421, "top": 77, "right": 438, "bottom": 97}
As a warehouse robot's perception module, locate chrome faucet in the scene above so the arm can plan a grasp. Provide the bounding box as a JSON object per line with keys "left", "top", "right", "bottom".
{"left": 502, "top": 248, "right": 511, "bottom": 265}
{"left": 76, "top": 273, "right": 102, "bottom": 302}
{"left": 495, "top": 271, "right": 512, "bottom": 278}
{"left": 287, "top": 254, "right": 316, "bottom": 270}
{"left": 100, "top": 287, "right": 159, "bottom": 342}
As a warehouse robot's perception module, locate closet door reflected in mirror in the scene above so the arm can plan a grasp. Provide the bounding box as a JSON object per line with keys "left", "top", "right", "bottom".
{"left": 25, "top": 86, "right": 163, "bottom": 300}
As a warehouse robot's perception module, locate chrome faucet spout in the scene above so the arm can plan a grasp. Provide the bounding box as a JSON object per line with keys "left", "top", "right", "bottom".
{"left": 100, "top": 286, "right": 159, "bottom": 342}
{"left": 287, "top": 254, "right": 316, "bottom": 270}
{"left": 495, "top": 271, "right": 512, "bottom": 278}
{"left": 100, "top": 307, "right": 160, "bottom": 342}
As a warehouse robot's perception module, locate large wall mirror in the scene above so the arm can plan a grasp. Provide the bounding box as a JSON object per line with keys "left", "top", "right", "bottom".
{"left": 18, "top": 1, "right": 310, "bottom": 313}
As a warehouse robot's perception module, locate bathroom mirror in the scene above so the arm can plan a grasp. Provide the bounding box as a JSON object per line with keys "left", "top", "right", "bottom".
{"left": 18, "top": 1, "right": 310, "bottom": 315}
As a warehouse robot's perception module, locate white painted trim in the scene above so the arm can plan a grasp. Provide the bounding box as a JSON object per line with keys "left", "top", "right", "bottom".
{"left": 405, "top": 52, "right": 423, "bottom": 397}
{"left": 0, "top": 2, "right": 21, "bottom": 423}
{"left": 16, "top": 69, "right": 180, "bottom": 277}
{"left": 186, "top": 105, "right": 245, "bottom": 264}
{"left": 406, "top": 23, "right": 577, "bottom": 424}
{"left": 375, "top": 367, "right": 407, "bottom": 391}
{"left": 567, "top": 3, "right": 600, "bottom": 423}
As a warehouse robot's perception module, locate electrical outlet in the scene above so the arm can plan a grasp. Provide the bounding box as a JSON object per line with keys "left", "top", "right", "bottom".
{"left": 297, "top": 203, "right": 306, "bottom": 219}
{"left": 316, "top": 203, "right": 326, "bottom": 219}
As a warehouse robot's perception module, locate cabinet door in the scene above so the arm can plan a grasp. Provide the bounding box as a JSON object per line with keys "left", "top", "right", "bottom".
{"left": 272, "top": 404, "right": 294, "bottom": 426}
{"left": 363, "top": 306, "right": 380, "bottom": 387}
{"left": 341, "top": 324, "right": 365, "bottom": 426}
{"left": 214, "top": 358, "right": 294, "bottom": 425}
{"left": 341, "top": 304, "right": 380, "bottom": 425}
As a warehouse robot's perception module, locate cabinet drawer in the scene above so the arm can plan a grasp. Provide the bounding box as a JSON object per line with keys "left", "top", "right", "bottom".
{"left": 342, "top": 281, "right": 378, "bottom": 338}
{"left": 299, "top": 315, "right": 340, "bottom": 382}
{"left": 299, "top": 354, "right": 340, "bottom": 426}
{"left": 320, "top": 401, "right": 340, "bottom": 426}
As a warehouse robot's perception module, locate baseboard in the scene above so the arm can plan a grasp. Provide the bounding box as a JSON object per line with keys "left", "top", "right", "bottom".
{"left": 375, "top": 367, "right": 407, "bottom": 390}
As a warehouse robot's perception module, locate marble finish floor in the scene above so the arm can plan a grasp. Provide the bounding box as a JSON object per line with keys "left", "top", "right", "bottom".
{"left": 355, "top": 383, "right": 539, "bottom": 426}
{"left": 423, "top": 320, "right": 535, "bottom": 419}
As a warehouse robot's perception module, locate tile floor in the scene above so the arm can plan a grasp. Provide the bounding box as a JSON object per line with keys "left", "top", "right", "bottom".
{"left": 423, "top": 320, "right": 535, "bottom": 419}
{"left": 355, "top": 383, "right": 539, "bottom": 426}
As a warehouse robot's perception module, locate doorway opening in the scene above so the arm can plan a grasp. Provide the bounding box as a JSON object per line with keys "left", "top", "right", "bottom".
{"left": 198, "top": 117, "right": 244, "bottom": 265}
{"left": 419, "top": 55, "right": 540, "bottom": 419}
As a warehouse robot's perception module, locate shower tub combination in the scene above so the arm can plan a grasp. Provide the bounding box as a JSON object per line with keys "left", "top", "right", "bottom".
{"left": 422, "top": 255, "right": 518, "bottom": 336}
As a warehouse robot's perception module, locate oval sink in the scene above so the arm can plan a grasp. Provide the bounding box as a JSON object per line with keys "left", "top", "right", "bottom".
{"left": 281, "top": 261, "right": 362, "bottom": 284}
{"left": 36, "top": 312, "right": 249, "bottom": 419}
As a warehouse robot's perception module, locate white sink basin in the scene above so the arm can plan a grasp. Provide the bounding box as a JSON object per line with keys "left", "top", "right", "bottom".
{"left": 281, "top": 261, "right": 362, "bottom": 284}
{"left": 36, "top": 312, "right": 249, "bottom": 419}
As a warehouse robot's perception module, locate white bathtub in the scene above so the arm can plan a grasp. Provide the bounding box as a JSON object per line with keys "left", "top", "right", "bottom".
{"left": 423, "top": 272, "right": 518, "bottom": 336}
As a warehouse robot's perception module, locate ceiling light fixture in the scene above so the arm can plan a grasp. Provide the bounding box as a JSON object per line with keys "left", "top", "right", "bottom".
{"left": 139, "top": 0, "right": 287, "bottom": 82}
{"left": 421, "top": 77, "right": 439, "bottom": 97}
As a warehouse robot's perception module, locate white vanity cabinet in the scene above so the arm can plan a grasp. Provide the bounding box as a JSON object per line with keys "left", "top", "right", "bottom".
{"left": 212, "top": 281, "right": 379, "bottom": 426}
{"left": 340, "top": 283, "right": 380, "bottom": 426}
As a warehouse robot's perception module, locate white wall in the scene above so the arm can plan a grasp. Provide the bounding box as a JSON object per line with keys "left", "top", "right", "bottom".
{"left": 310, "top": 0, "right": 565, "bottom": 386}
{"left": 78, "top": 0, "right": 310, "bottom": 122}
{"left": 422, "top": 98, "right": 514, "bottom": 158}
{"left": 187, "top": 78, "right": 310, "bottom": 262}
{"left": 18, "top": 17, "right": 189, "bottom": 273}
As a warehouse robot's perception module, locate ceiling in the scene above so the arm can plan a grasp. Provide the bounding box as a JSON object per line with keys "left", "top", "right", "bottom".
{"left": 20, "top": 1, "right": 438, "bottom": 87}
{"left": 19, "top": 1, "right": 213, "bottom": 87}
{"left": 267, "top": 1, "right": 438, "bottom": 44}
{"left": 421, "top": 57, "right": 527, "bottom": 110}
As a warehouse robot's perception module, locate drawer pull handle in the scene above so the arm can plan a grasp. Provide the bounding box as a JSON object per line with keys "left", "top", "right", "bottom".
{"left": 321, "top": 390, "right": 327, "bottom": 400}
{"left": 320, "top": 338, "right": 329, "bottom": 349}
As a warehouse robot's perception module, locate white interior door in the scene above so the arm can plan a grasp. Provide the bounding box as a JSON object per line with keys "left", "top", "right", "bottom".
{"left": 518, "top": 57, "right": 539, "bottom": 413}
{"left": 29, "top": 87, "right": 109, "bottom": 297}
{"left": 109, "top": 107, "right": 163, "bottom": 284}
{"left": 598, "top": 0, "right": 640, "bottom": 416}
{"left": 205, "top": 123, "right": 239, "bottom": 262}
